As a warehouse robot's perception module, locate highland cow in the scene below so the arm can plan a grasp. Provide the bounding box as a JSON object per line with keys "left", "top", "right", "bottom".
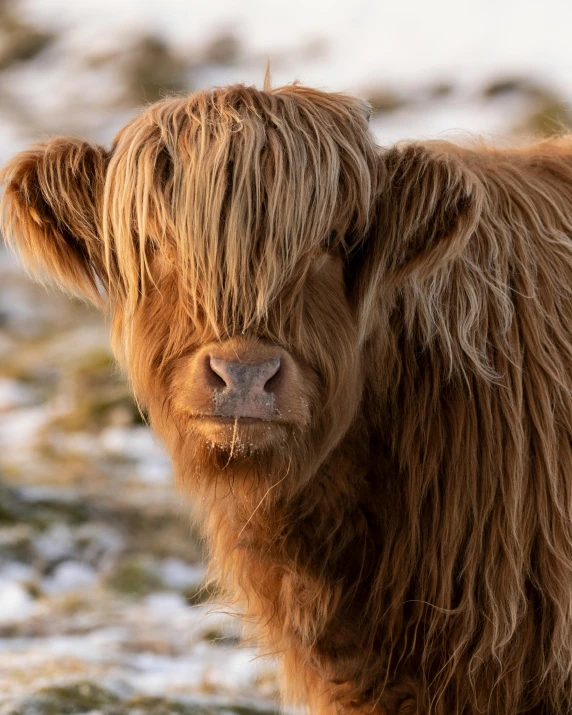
{"left": 3, "top": 81, "right": 572, "bottom": 715}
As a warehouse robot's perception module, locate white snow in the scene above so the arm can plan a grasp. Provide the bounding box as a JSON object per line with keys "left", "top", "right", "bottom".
{"left": 0, "top": 406, "right": 48, "bottom": 454}
{"left": 100, "top": 425, "right": 172, "bottom": 483}
{"left": 0, "top": 562, "right": 35, "bottom": 584}
{"left": 34, "top": 524, "right": 75, "bottom": 562}
{"left": 41, "top": 561, "right": 99, "bottom": 595}
{"left": 0, "top": 582, "right": 34, "bottom": 624}
{"left": 143, "top": 590, "right": 189, "bottom": 614}
{"left": 158, "top": 558, "right": 206, "bottom": 591}
{"left": 0, "top": 379, "right": 35, "bottom": 411}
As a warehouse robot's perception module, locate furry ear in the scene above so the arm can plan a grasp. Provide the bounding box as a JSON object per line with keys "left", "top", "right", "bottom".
{"left": 1, "top": 138, "right": 109, "bottom": 303}
{"left": 350, "top": 143, "right": 483, "bottom": 331}
{"left": 377, "top": 144, "right": 482, "bottom": 280}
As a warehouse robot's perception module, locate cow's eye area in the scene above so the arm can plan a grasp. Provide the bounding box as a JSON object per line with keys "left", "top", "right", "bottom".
{"left": 322, "top": 230, "right": 337, "bottom": 252}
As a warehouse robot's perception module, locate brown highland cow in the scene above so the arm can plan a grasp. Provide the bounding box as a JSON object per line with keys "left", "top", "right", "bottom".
{"left": 3, "top": 81, "right": 572, "bottom": 715}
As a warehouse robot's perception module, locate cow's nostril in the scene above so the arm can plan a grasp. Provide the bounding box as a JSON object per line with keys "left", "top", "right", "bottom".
{"left": 263, "top": 358, "right": 281, "bottom": 392}
{"left": 208, "top": 356, "right": 230, "bottom": 388}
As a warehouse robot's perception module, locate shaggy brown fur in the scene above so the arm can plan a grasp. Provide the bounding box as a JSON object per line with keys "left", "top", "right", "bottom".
{"left": 3, "top": 82, "right": 572, "bottom": 715}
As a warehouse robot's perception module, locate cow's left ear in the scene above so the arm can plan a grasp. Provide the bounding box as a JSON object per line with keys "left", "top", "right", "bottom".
{"left": 375, "top": 144, "right": 482, "bottom": 280}
{"left": 348, "top": 143, "right": 483, "bottom": 332}
{"left": 1, "top": 138, "right": 110, "bottom": 303}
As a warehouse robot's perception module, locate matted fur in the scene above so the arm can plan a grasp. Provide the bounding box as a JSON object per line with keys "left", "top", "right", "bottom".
{"left": 3, "top": 82, "right": 572, "bottom": 715}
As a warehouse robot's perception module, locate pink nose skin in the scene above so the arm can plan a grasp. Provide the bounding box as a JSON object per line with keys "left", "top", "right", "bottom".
{"left": 209, "top": 356, "right": 281, "bottom": 420}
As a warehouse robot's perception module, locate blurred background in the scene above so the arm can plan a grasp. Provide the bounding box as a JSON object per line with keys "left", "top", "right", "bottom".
{"left": 0, "top": 0, "right": 570, "bottom": 713}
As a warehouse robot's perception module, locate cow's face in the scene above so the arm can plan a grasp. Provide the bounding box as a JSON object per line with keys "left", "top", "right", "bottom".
{"left": 104, "top": 85, "right": 377, "bottom": 485}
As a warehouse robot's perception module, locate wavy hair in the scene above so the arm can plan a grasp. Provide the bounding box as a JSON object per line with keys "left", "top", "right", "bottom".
{"left": 3, "top": 83, "right": 572, "bottom": 714}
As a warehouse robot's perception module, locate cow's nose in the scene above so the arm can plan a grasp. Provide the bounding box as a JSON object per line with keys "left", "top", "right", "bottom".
{"left": 208, "top": 356, "right": 281, "bottom": 419}
{"left": 209, "top": 357, "right": 281, "bottom": 392}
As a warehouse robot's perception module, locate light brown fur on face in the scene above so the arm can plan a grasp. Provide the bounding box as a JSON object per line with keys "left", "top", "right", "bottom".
{"left": 4, "top": 82, "right": 572, "bottom": 714}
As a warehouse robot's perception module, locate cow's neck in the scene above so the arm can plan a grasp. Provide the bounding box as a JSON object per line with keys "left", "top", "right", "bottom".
{"left": 192, "top": 421, "right": 397, "bottom": 709}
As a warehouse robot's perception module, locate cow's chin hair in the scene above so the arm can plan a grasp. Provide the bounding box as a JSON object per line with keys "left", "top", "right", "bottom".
{"left": 161, "top": 413, "right": 314, "bottom": 496}
{"left": 188, "top": 417, "right": 292, "bottom": 454}
{"left": 187, "top": 418, "right": 295, "bottom": 471}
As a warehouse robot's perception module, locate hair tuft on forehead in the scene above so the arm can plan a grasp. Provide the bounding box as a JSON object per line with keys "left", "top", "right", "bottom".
{"left": 102, "top": 83, "right": 379, "bottom": 336}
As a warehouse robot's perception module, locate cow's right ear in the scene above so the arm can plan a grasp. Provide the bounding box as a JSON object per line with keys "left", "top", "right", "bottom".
{"left": 1, "top": 138, "right": 110, "bottom": 303}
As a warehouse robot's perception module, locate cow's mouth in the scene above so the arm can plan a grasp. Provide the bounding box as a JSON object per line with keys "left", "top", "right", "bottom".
{"left": 192, "top": 415, "right": 280, "bottom": 425}
{"left": 188, "top": 413, "right": 289, "bottom": 450}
